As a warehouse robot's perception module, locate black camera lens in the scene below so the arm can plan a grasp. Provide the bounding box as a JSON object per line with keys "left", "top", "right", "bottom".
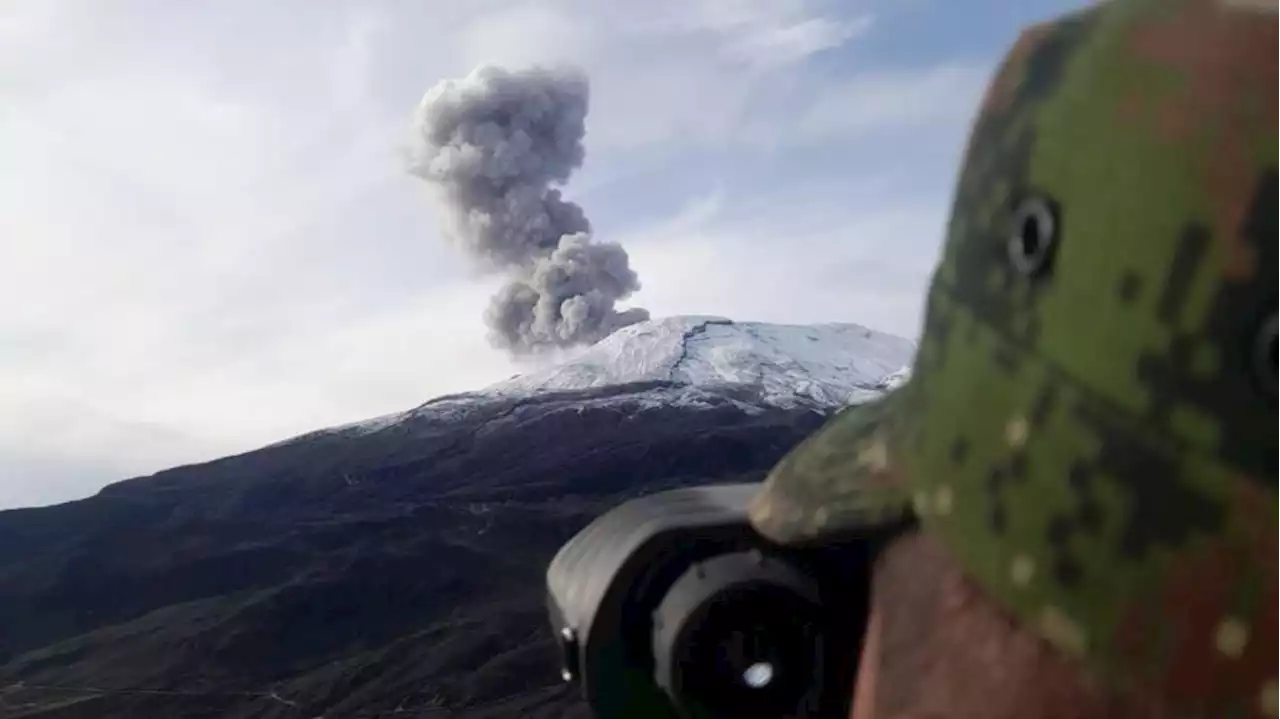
{"left": 546, "top": 485, "right": 886, "bottom": 719}
{"left": 654, "top": 552, "right": 825, "bottom": 719}
{"left": 680, "top": 586, "right": 821, "bottom": 718}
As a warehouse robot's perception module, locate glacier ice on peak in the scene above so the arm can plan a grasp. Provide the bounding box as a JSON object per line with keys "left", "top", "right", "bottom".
{"left": 305, "top": 315, "right": 916, "bottom": 441}
{"left": 491, "top": 315, "right": 915, "bottom": 405}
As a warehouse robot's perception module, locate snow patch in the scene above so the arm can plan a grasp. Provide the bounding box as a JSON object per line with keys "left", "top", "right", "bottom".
{"left": 877, "top": 366, "right": 913, "bottom": 391}
{"left": 298, "top": 316, "right": 916, "bottom": 441}
{"left": 491, "top": 316, "right": 913, "bottom": 404}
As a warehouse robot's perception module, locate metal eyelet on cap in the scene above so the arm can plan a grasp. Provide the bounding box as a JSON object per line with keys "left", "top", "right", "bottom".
{"left": 1252, "top": 312, "right": 1277, "bottom": 399}
{"left": 1008, "top": 196, "right": 1058, "bottom": 277}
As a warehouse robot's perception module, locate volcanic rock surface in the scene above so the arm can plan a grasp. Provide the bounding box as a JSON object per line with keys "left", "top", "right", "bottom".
{"left": 0, "top": 317, "right": 913, "bottom": 718}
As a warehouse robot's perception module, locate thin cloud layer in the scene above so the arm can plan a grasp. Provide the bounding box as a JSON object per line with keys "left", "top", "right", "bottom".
{"left": 0, "top": 0, "right": 1009, "bottom": 508}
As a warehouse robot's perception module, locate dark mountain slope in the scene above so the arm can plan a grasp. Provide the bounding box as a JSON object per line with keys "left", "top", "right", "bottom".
{"left": 0, "top": 382, "right": 830, "bottom": 718}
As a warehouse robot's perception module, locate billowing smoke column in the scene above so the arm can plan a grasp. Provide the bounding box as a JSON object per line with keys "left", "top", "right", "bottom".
{"left": 409, "top": 65, "right": 649, "bottom": 354}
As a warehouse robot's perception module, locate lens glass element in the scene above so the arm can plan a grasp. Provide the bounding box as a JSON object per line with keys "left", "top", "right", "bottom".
{"left": 678, "top": 585, "right": 821, "bottom": 718}
{"left": 743, "top": 662, "right": 774, "bottom": 689}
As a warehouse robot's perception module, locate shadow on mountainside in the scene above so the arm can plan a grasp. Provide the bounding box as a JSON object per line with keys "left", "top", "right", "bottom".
{"left": 0, "top": 383, "right": 829, "bottom": 718}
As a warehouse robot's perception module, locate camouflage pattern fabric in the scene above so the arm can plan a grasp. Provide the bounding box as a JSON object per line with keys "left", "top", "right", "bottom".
{"left": 748, "top": 0, "right": 1278, "bottom": 716}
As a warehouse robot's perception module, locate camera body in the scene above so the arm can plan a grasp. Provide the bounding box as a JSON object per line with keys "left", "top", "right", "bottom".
{"left": 545, "top": 483, "right": 906, "bottom": 719}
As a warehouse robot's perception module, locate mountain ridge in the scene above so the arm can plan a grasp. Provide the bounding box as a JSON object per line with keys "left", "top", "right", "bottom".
{"left": 0, "top": 316, "right": 914, "bottom": 719}
{"left": 292, "top": 315, "right": 913, "bottom": 449}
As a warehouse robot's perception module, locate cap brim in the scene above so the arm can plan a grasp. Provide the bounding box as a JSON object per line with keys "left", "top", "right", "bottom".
{"left": 748, "top": 385, "right": 914, "bottom": 545}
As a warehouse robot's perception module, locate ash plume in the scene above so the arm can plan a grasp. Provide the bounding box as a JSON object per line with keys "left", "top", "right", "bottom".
{"left": 409, "top": 65, "right": 648, "bottom": 353}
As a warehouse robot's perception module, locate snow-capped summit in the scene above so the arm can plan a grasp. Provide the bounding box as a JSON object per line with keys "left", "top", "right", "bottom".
{"left": 874, "top": 365, "right": 913, "bottom": 392}
{"left": 53, "top": 316, "right": 916, "bottom": 717}
{"left": 308, "top": 316, "right": 915, "bottom": 441}
{"left": 491, "top": 315, "right": 914, "bottom": 407}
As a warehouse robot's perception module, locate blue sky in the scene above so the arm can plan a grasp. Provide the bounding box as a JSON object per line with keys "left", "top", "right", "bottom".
{"left": 0, "top": 0, "right": 1087, "bottom": 508}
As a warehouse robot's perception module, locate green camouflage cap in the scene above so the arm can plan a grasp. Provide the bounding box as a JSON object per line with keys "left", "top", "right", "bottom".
{"left": 749, "top": 0, "right": 1278, "bottom": 715}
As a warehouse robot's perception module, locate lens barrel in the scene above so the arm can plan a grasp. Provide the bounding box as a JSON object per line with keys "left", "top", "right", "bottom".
{"left": 653, "top": 551, "right": 825, "bottom": 719}
{"left": 545, "top": 483, "right": 899, "bottom": 719}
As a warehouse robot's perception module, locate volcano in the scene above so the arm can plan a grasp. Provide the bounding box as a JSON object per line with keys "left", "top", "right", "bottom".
{"left": 0, "top": 316, "right": 913, "bottom": 718}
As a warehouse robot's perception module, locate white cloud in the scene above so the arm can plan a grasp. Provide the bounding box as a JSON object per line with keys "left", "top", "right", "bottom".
{"left": 0, "top": 0, "right": 990, "bottom": 508}
{"left": 722, "top": 15, "right": 874, "bottom": 68}
{"left": 637, "top": 0, "right": 868, "bottom": 63}
{"left": 620, "top": 187, "right": 945, "bottom": 338}
{"left": 0, "top": 396, "right": 229, "bottom": 509}
{"left": 790, "top": 63, "right": 991, "bottom": 142}
{"left": 0, "top": 279, "right": 514, "bottom": 508}
{"left": 456, "top": 3, "right": 598, "bottom": 69}
{"left": 445, "top": 0, "right": 893, "bottom": 154}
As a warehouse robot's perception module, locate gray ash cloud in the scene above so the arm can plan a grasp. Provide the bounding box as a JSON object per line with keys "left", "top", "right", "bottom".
{"left": 409, "top": 65, "right": 648, "bottom": 353}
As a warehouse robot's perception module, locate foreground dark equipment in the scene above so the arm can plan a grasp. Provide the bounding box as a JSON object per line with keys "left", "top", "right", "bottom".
{"left": 545, "top": 484, "right": 905, "bottom": 719}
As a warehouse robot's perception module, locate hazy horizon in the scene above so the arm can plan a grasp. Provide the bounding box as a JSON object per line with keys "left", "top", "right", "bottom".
{"left": 1, "top": 0, "right": 1087, "bottom": 509}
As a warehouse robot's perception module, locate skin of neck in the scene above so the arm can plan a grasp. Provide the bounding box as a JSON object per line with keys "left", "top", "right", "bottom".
{"left": 846, "top": 531, "right": 1164, "bottom": 719}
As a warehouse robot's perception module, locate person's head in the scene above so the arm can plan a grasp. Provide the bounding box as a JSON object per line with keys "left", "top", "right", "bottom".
{"left": 748, "top": 0, "right": 1277, "bottom": 717}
